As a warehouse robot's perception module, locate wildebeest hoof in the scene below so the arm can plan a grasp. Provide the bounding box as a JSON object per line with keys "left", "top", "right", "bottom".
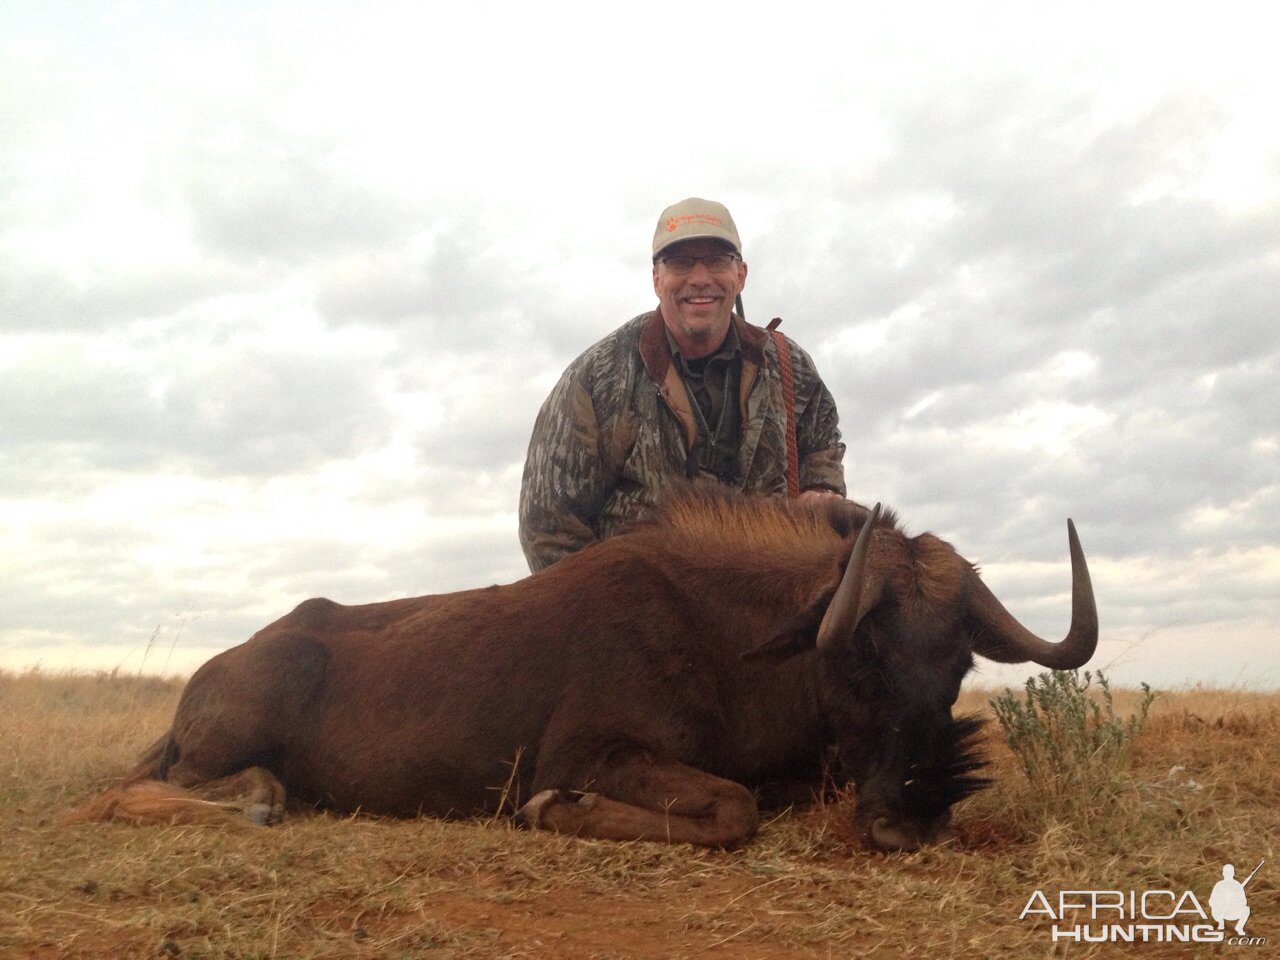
{"left": 246, "top": 803, "right": 274, "bottom": 826}
{"left": 514, "top": 789, "right": 566, "bottom": 829}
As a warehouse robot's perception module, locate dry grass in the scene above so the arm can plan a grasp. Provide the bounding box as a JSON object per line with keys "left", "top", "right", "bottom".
{"left": 1, "top": 670, "right": 1276, "bottom": 959}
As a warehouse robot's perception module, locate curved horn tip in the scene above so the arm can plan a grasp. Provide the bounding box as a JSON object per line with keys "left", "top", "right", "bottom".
{"left": 969, "top": 516, "right": 1098, "bottom": 669}
{"left": 1067, "top": 518, "right": 1087, "bottom": 559}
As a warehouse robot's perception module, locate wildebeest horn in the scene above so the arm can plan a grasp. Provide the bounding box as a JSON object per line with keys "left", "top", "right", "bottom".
{"left": 969, "top": 519, "right": 1098, "bottom": 668}
{"left": 816, "top": 503, "right": 882, "bottom": 654}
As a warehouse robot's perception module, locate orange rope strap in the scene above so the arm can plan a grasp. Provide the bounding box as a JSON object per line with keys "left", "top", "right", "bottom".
{"left": 767, "top": 319, "right": 800, "bottom": 499}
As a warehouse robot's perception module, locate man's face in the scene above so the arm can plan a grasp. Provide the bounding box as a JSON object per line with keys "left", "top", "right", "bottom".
{"left": 652, "top": 239, "right": 748, "bottom": 359}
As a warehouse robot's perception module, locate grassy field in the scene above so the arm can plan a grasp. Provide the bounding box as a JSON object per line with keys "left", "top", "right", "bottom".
{"left": 1, "top": 669, "right": 1275, "bottom": 959}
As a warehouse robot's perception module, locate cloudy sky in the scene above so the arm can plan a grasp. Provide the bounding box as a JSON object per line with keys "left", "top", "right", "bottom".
{"left": 2, "top": 2, "right": 1276, "bottom": 690}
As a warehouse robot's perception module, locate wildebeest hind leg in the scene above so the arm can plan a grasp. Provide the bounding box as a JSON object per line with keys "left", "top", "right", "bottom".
{"left": 518, "top": 755, "right": 759, "bottom": 848}
{"left": 61, "top": 765, "right": 288, "bottom": 827}
{"left": 169, "top": 764, "right": 287, "bottom": 825}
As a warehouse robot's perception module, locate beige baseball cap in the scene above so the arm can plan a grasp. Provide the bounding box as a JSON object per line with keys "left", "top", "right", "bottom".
{"left": 652, "top": 197, "right": 741, "bottom": 259}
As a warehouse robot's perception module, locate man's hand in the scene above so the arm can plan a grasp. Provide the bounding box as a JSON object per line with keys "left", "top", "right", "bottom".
{"left": 797, "top": 488, "right": 843, "bottom": 506}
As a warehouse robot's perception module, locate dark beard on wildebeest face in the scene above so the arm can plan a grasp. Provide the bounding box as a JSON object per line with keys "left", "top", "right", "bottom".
{"left": 897, "top": 714, "right": 991, "bottom": 824}
{"left": 829, "top": 692, "right": 992, "bottom": 849}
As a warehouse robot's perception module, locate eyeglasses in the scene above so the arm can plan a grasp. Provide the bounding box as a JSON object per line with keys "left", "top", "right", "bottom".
{"left": 656, "top": 253, "right": 741, "bottom": 275}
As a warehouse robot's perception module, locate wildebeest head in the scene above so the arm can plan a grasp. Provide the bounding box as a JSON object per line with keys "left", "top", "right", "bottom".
{"left": 749, "top": 500, "right": 1098, "bottom": 852}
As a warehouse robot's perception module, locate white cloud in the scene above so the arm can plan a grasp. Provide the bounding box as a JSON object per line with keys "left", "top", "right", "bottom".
{"left": 1, "top": 2, "right": 1277, "bottom": 691}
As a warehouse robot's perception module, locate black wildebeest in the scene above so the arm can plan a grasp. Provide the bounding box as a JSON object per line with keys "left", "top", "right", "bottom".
{"left": 65, "top": 488, "right": 1098, "bottom": 851}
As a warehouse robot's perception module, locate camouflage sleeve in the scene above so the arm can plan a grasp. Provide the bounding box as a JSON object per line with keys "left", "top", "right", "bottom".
{"left": 518, "top": 364, "right": 613, "bottom": 572}
{"left": 790, "top": 342, "right": 847, "bottom": 496}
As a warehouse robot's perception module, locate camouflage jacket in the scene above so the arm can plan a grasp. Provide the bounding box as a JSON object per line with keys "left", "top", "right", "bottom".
{"left": 518, "top": 310, "right": 846, "bottom": 571}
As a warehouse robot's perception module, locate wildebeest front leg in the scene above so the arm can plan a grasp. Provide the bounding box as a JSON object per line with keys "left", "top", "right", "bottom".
{"left": 517, "top": 756, "right": 759, "bottom": 848}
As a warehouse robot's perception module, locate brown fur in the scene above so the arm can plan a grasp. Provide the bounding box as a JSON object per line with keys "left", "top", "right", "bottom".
{"left": 886, "top": 532, "right": 971, "bottom": 612}
{"left": 652, "top": 485, "right": 844, "bottom": 557}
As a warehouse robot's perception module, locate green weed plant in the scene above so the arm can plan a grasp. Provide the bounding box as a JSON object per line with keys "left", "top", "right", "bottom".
{"left": 991, "top": 670, "right": 1156, "bottom": 807}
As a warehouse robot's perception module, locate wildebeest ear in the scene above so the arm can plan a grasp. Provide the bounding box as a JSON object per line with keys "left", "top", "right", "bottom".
{"left": 823, "top": 500, "right": 877, "bottom": 539}
{"left": 741, "top": 587, "right": 835, "bottom": 662}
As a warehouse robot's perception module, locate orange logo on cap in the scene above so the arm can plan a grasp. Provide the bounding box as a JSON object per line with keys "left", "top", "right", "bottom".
{"left": 667, "top": 213, "right": 723, "bottom": 232}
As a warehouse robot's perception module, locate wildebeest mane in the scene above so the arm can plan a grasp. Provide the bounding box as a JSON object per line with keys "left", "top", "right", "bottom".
{"left": 630, "top": 483, "right": 896, "bottom": 572}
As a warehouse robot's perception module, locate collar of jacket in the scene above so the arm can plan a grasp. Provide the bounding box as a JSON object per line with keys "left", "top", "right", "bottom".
{"left": 638, "top": 310, "right": 768, "bottom": 382}
{"left": 638, "top": 309, "right": 769, "bottom": 450}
